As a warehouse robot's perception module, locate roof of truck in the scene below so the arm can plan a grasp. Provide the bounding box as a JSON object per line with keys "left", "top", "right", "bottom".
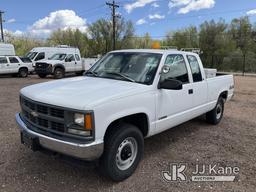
{"left": 111, "top": 49, "right": 198, "bottom": 55}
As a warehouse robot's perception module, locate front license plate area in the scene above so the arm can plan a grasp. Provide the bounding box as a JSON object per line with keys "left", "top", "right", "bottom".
{"left": 21, "top": 132, "right": 40, "bottom": 151}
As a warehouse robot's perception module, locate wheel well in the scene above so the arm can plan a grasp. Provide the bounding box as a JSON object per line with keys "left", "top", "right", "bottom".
{"left": 19, "top": 67, "right": 28, "bottom": 72}
{"left": 104, "top": 113, "right": 149, "bottom": 141}
{"left": 219, "top": 91, "right": 228, "bottom": 101}
{"left": 54, "top": 65, "right": 65, "bottom": 71}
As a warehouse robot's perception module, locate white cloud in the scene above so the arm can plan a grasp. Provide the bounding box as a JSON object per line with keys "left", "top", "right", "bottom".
{"left": 151, "top": 2, "right": 159, "bottom": 8}
{"left": 124, "top": 0, "right": 157, "bottom": 13}
{"left": 136, "top": 18, "right": 147, "bottom": 25}
{"left": 246, "top": 9, "right": 256, "bottom": 16}
{"left": 149, "top": 14, "right": 165, "bottom": 19}
{"left": 4, "top": 29, "right": 24, "bottom": 37}
{"left": 169, "top": 0, "right": 215, "bottom": 14}
{"left": 28, "top": 10, "right": 87, "bottom": 37}
{"left": 6, "top": 18, "right": 16, "bottom": 24}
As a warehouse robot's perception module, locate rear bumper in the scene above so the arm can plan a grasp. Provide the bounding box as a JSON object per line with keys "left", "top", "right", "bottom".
{"left": 16, "top": 113, "right": 104, "bottom": 160}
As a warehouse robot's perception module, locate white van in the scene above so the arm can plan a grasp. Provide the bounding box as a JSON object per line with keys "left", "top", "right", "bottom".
{"left": 0, "top": 43, "right": 15, "bottom": 56}
{"left": 25, "top": 46, "right": 80, "bottom": 65}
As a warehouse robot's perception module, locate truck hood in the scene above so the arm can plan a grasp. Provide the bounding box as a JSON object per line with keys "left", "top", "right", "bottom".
{"left": 38, "top": 59, "right": 63, "bottom": 64}
{"left": 20, "top": 77, "right": 152, "bottom": 110}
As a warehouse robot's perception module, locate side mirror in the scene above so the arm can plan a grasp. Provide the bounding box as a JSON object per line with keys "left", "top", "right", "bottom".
{"left": 158, "top": 79, "right": 183, "bottom": 90}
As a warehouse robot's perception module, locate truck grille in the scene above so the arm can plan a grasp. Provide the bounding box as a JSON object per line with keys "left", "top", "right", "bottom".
{"left": 35, "top": 62, "right": 50, "bottom": 69}
{"left": 20, "top": 96, "right": 65, "bottom": 134}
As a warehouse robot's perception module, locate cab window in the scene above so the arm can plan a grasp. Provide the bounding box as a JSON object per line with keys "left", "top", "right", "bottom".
{"left": 9, "top": 57, "right": 19, "bottom": 63}
{"left": 187, "top": 55, "right": 203, "bottom": 82}
{"left": 162, "top": 54, "right": 189, "bottom": 84}
{"left": 75, "top": 54, "right": 80, "bottom": 61}
{"left": 0, "top": 57, "right": 8, "bottom": 64}
{"left": 66, "top": 54, "right": 75, "bottom": 62}
{"left": 35, "top": 52, "right": 45, "bottom": 61}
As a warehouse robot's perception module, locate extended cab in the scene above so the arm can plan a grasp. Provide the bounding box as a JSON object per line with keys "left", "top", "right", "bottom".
{"left": 0, "top": 56, "right": 33, "bottom": 77}
{"left": 16, "top": 49, "right": 234, "bottom": 181}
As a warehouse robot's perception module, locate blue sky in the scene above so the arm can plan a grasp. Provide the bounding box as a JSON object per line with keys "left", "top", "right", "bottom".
{"left": 2, "top": 0, "right": 256, "bottom": 38}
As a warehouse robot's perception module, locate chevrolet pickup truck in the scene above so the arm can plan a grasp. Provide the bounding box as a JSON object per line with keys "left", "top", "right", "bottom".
{"left": 16, "top": 49, "right": 234, "bottom": 181}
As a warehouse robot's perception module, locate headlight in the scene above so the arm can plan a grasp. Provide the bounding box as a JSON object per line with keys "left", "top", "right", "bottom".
{"left": 68, "top": 113, "right": 94, "bottom": 137}
{"left": 74, "top": 113, "right": 84, "bottom": 126}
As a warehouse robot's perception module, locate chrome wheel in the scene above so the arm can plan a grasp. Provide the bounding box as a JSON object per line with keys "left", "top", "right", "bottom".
{"left": 216, "top": 103, "right": 223, "bottom": 120}
{"left": 116, "top": 137, "right": 138, "bottom": 171}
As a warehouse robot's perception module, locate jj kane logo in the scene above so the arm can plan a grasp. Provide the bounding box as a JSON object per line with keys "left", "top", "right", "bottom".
{"left": 162, "top": 163, "right": 239, "bottom": 182}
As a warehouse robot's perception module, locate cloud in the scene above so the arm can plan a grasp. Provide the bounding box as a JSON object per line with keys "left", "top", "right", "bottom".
{"left": 149, "top": 14, "right": 165, "bottom": 19}
{"left": 169, "top": 0, "right": 215, "bottom": 14}
{"left": 151, "top": 2, "right": 159, "bottom": 8}
{"left": 6, "top": 18, "right": 16, "bottom": 24}
{"left": 124, "top": 0, "right": 157, "bottom": 13}
{"left": 246, "top": 9, "right": 256, "bottom": 16}
{"left": 28, "top": 10, "right": 87, "bottom": 37}
{"left": 4, "top": 29, "right": 24, "bottom": 37}
{"left": 136, "top": 18, "right": 147, "bottom": 25}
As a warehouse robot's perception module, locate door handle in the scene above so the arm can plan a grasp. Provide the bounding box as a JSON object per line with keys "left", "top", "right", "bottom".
{"left": 188, "top": 89, "right": 193, "bottom": 94}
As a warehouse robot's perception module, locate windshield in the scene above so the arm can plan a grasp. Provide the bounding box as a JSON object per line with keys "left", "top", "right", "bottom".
{"left": 87, "top": 52, "right": 162, "bottom": 85}
{"left": 25, "top": 52, "right": 38, "bottom": 60}
{"left": 49, "top": 53, "right": 67, "bottom": 60}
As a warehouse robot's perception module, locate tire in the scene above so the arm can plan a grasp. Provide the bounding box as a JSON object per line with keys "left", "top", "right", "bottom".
{"left": 206, "top": 97, "right": 224, "bottom": 125}
{"left": 54, "top": 68, "right": 65, "bottom": 79}
{"left": 38, "top": 74, "right": 47, "bottom": 78}
{"left": 100, "top": 123, "right": 144, "bottom": 181}
{"left": 18, "top": 68, "right": 28, "bottom": 78}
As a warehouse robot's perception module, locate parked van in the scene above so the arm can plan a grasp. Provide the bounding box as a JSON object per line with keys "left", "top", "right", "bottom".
{"left": 0, "top": 43, "right": 15, "bottom": 56}
{"left": 25, "top": 45, "right": 80, "bottom": 65}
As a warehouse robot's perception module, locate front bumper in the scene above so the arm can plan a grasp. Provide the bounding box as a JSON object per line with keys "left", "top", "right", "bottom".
{"left": 16, "top": 113, "right": 104, "bottom": 160}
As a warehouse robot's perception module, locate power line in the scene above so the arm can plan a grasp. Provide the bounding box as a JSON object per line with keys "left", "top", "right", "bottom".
{"left": 0, "top": 11, "right": 4, "bottom": 42}
{"left": 106, "top": 1, "right": 120, "bottom": 50}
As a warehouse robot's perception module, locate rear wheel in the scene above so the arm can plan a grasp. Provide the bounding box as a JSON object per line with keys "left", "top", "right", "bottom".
{"left": 100, "top": 123, "right": 144, "bottom": 181}
{"left": 38, "top": 74, "right": 47, "bottom": 78}
{"left": 19, "top": 68, "right": 28, "bottom": 78}
{"left": 206, "top": 97, "right": 224, "bottom": 125}
{"left": 54, "top": 68, "right": 65, "bottom": 79}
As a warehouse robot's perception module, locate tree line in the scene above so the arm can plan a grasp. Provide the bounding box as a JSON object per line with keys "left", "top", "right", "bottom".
{"left": 5, "top": 16, "right": 256, "bottom": 72}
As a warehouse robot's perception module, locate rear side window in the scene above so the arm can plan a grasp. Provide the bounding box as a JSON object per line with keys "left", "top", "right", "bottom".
{"left": 162, "top": 54, "right": 189, "bottom": 83}
{"left": 35, "top": 52, "right": 45, "bottom": 61}
{"left": 9, "top": 57, "right": 19, "bottom": 63}
{"left": 187, "top": 55, "right": 203, "bottom": 82}
{"left": 75, "top": 54, "right": 80, "bottom": 61}
{"left": 0, "top": 57, "right": 7, "bottom": 64}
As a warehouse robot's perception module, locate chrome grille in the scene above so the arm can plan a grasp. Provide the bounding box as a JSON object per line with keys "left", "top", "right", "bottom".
{"left": 20, "top": 96, "right": 65, "bottom": 134}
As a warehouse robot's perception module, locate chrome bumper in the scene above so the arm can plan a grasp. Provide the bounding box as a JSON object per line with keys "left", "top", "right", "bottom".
{"left": 16, "top": 113, "right": 104, "bottom": 160}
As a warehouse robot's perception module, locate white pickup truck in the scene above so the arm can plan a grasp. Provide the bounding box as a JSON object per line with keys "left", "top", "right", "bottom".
{"left": 0, "top": 56, "right": 33, "bottom": 77}
{"left": 35, "top": 52, "right": 98, "bottom": 79}
{"left": 16, "top": 49, "right": 234, "bottom": 181}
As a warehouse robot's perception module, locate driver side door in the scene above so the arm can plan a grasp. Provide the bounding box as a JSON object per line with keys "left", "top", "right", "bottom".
{"left": 64, "top": 54, "right": 76, "bottom": 72}
{"left": 155, "top": 54, "right": 194, "bottom": 135}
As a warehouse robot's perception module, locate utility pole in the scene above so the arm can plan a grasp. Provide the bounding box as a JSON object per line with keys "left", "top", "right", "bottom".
{"left": 0, "top": 11, "right": 4, "bottom": 42}
{"left": 106, "top": 1, "right": 120, "bottom": 50}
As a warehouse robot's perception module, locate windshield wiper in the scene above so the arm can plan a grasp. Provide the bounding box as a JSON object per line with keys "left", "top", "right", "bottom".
{"left": 105, "top": 72, "right": 135, "bottom": 82}
{"left": 85, "top": 71, "right": 98, "bottom": 77}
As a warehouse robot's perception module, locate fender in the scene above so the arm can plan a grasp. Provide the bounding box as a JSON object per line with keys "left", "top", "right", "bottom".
{"left": 52, "top": 63, "right": 65, "bottom": 73}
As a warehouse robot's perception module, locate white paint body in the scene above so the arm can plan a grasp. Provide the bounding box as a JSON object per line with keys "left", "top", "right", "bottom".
{"left": 0, "top": 56, "right": 33, "bottom": 74}
{"left": 20, "top": 49, "right": 234, "bottom": 144}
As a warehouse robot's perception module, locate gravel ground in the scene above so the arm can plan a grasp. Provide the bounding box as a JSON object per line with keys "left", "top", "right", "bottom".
{"left": 0, "top": 75, "right": 255, "bottom": 192}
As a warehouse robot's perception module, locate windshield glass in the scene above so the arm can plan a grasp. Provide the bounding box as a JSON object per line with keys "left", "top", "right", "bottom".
{"left": 25, "top": 52, "right": 38, "bottom": 60}
{"left": 49, "top": 53, "right": 67, "bottom": 60}
{"left": 87, "top": 52, "right": 162, "bottom": 85}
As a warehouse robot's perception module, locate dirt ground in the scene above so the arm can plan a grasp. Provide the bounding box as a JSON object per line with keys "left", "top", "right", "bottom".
{"left": 0, "top": 75, "right": 255, "bottom": 192}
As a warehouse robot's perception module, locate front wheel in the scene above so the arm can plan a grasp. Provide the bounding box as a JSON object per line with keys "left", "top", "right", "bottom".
{"left": 100, "top": 123, "right": 144, "bottom": 181}
{"left": 54, "top": 68, "right": 65, "bottom": 79}
{"left": 206, "top": 97, "right": 224, "bottom": 125}
{"left": 19, "top": 68, "right": 28, "bottom": 78}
